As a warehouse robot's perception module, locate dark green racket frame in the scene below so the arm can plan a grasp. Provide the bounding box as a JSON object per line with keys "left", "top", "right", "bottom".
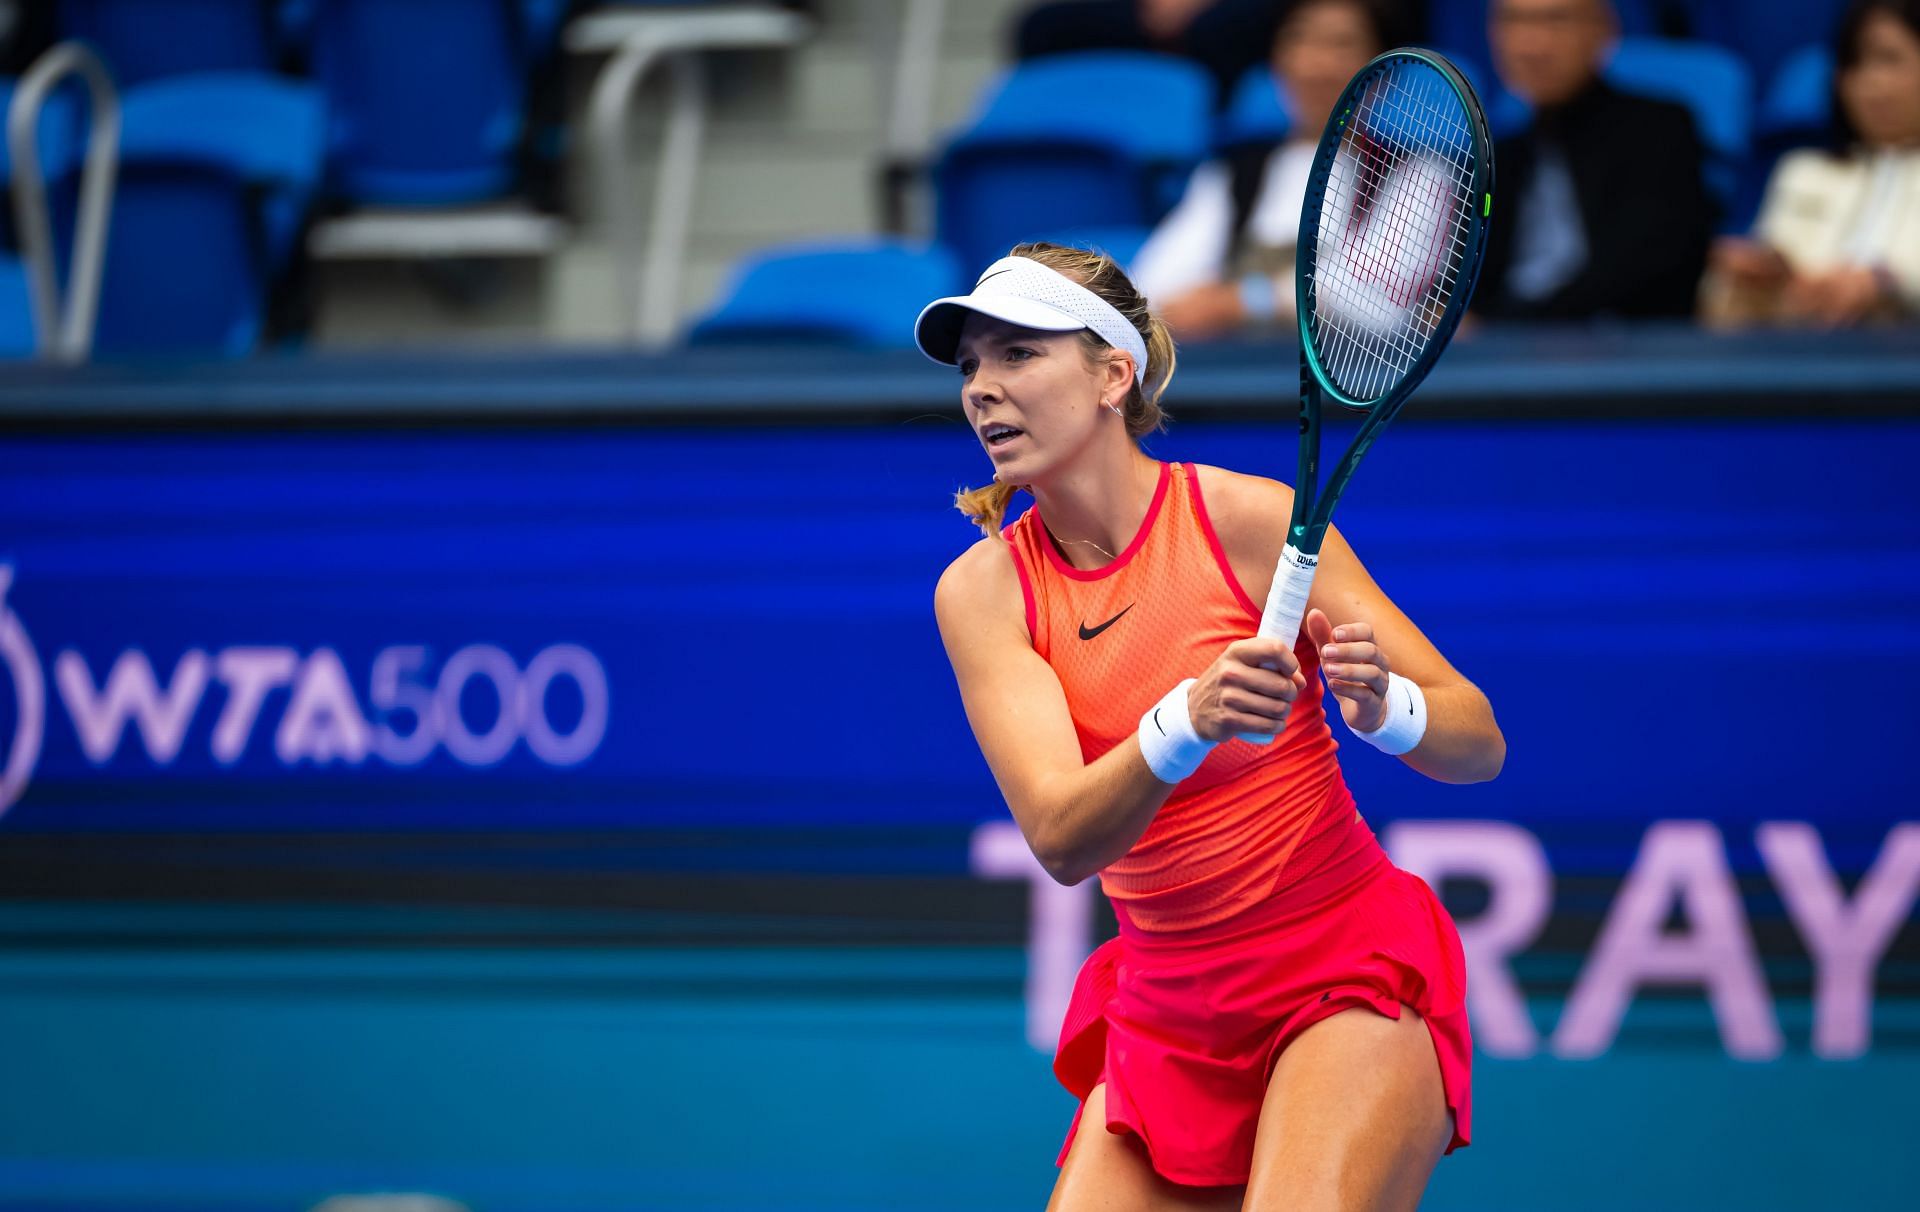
{"left": 1284, "top": 48, "right": 1495, "bottom": 560}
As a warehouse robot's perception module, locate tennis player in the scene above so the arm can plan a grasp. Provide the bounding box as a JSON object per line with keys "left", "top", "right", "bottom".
{"left": 926, "top": 243, "right": 1504, "bottom": 1211}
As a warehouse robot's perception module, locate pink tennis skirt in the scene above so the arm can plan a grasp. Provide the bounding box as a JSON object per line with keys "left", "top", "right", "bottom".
{"left": 1052, "top": 830, "right": 1472, "bottom": 1188}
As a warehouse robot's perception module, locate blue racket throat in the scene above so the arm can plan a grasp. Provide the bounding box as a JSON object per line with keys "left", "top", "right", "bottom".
{"left": 1240, "top": 49, "right": 1493, "bottom": 745}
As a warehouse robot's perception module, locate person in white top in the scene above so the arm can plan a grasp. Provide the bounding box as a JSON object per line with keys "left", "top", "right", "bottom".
{"left": 1129, "top": 0, "right": 1399, "bottom": 339}
{"left": 1703, "top": 0, "right": 1920, "bottom": 328}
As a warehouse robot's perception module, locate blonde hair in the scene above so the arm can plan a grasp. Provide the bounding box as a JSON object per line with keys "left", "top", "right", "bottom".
{"left": 952, "top": 242, "right": 1179, "bottom": 537}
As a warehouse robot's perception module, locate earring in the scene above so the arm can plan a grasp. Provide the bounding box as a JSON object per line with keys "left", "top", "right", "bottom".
{"left": 1104, "top": 399, "right": 1124, "bottom": 417}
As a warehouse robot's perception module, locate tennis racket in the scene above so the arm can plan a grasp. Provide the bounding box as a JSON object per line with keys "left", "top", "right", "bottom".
{"left": 1240, "top": 49, "right": 1493, "bottom": 744}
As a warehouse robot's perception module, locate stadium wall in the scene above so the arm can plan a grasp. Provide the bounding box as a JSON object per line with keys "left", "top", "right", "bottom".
{"left": 0, "top": 336, "right": 1915, "bottom": 1211}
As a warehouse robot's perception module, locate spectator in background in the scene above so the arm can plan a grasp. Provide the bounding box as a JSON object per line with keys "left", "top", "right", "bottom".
{"left": 1131, "top": 0, "right": 1403, "bottom": 338}
{"left": 1702, "top": 0, "right": 1920, "bottom": 327}
{"left": 1013, "top": 0, "right": 1292, "bottom": 103}
{"left": 1474, "top": 0, "right": 1714, "bottom": 320}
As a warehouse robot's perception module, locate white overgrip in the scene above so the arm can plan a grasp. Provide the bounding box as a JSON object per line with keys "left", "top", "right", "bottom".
{"left": 1237, "top": 543, "right": 1318, "bottom": 745}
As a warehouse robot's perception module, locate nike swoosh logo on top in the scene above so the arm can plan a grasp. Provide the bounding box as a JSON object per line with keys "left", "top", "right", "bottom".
{"left": 1078, "top": 604, "right": 1134, "bottom": 641}
{"left": 974, "top": 267, "right": 1014, "bottom": 288}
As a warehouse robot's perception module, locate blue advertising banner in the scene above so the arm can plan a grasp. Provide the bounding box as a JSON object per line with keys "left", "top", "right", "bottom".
{"left": 3, "top": 420, "right": 1911, "bottom": 834}
{"left": 0, "top": 416, "right": 1915, "bottom": 1211}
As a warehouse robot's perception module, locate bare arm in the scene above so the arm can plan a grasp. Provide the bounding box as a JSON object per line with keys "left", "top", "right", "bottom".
{"left": 1200, "top": 465, "right": 1505, "bottom": 784}
{"left": 1307, "top": 523, "right": 1506, "bottom": 783}
{"left": 935, "top": 537, "right": 1303, "bottom": 885}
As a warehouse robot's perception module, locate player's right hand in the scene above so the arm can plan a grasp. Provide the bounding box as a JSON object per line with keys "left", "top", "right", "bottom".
{"left": 1187, "top": 638, "right": 1307, "bottom": 742}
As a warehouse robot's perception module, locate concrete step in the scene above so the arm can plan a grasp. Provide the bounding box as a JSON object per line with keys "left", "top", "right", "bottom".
{"left": 584, "top": 132, "right": 879, "bottom": 241}
{"left": 542, "top": 241, "right": 724, "bottom": 345}
{"left": 573, "top": 43, "right": 887, "bottom": 140}
{"left": 552, "top": 34, "right": 999, "bottom": 151}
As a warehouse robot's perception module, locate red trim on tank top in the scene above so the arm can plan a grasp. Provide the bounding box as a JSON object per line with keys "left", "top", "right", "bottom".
{"left": 1184, "top": 463, "right": 1263, "bottom": 623}
{"left": 1035, "top": 460, "right": 1171, "bottom": 582}
{"left": 1001, "top": 525, "right": 1039, "bottom": 644}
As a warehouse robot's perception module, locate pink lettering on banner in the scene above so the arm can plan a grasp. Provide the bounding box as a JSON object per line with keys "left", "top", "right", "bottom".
{"left": 37, "top": 641, "right": 607, "bottom": 772}
{"left": 275, "top": 648, "right": 372, "bottom": 765}
{"left": 1386, "top": 820, "right": 1553, "bottom": 1058}
{"left": 976, "top": 817, "right": 1914, "bottom": 1061}
{"left": 211, "top": 648, "right": 298, "bottom": 763}
{"left": 970, "top": 820, "right": 1095, "bottom": 1052}
{"left": 55, "top": 648, "right": 209, "bottom": 764}
{"left": 1758, "top": 821, "right": 1920, "bottom": 1059}
{"left": 1554, "top": 821, "right": 1782, "bottom": 1060}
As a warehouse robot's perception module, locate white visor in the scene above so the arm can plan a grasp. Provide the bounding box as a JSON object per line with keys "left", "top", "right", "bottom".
{"left": 914, "top": 256, "right": 1148, "bottom": 384}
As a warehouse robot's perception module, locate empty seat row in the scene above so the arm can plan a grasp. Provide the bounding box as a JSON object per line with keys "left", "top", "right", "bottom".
{"left": 0, "top": 70, "right": 324, "bottom": 355}
{"left": 50, "top": 0, "right": 571, "bottom": 206}
{"left": 2, "top": 1, "right": 631, "bottom": 356}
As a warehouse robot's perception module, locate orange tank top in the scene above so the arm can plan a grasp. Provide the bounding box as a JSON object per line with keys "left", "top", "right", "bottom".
{"left": 1003, "top": 461, "right": 1359, "bottom": 933}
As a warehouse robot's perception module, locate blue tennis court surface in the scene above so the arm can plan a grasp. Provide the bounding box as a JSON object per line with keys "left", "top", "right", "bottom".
{"left": 0, "top": 926, "right": 1916, "bottom": 1211}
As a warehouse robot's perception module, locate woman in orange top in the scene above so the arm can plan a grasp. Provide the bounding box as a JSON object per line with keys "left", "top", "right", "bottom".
{"left": 925, "top": 242, "right": 1505, "bottom": 1212}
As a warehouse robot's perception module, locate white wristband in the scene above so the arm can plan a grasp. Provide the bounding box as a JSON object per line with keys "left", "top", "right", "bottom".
{"left": 1351, "top": 679, "right": 1428, "bottom": 752}
{"left": 1354, "top": 672, "right": 1427, "bottom": 756}
{"left": 1138, "top": 678, "right": 1215, "bottom": 784}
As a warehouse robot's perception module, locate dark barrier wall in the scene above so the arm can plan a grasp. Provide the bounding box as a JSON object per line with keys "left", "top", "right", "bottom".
{"left": 0, "top": 412, "right": 1915, "bottom": 1210}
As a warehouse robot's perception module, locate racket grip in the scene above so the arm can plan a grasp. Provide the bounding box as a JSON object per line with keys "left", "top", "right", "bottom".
{"left": 1236, "top": 544, "right": 1318, "bottom": 745}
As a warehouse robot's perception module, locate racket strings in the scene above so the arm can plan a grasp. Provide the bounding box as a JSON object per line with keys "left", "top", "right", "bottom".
{"left": 1306, "top": 60, "right": 1478, "bottom": 403}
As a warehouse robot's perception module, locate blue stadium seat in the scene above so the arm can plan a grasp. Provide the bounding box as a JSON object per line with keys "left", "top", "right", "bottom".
{"left": 934, "top": 52, "right": 1212, "bottom": 273}
{"left": 0, "top": 256, "right": 35, "bottom": 357}
{"left": 1731, "top": 44, "right": 1835, "bottom": 234}
{"left": 1760, "top": 43, "right": 1832, "bottom": 144}
{"left": 1216, "top": 67, "right": 1292, "bottom": 151}
{"left": 279, "top": 0, "right": 565, "bottom": 60}
{"left": 1680, "top": 0, "right": 1848, "bottom": 93}
{"left": 689, "top": 240, "right": 962, "bottom": 347}
{"left": 521, "top": 0, "right": 573, "bottom": 46}
{"left": 1604, "top": 37, "right": 1752, "bottom": 207}
{"left": 67, "top": 73, "right": 325, "bottom": 355}
{"left": 309, "top": 0, "right": 555, "bottom": 204}
{"left": 56, "top": 0, "right": 280, "bottom": 87}
{"left": 1030, "top": 225, "right": 1153, "bottom": 273}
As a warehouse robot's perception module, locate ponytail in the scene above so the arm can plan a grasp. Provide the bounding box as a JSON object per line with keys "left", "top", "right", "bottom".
{"left": 954, "top": 480, "right": 1020, "bottom": 538}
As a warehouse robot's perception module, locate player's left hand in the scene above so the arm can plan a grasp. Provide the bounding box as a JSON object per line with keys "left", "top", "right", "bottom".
{"left": 1305, "top": 608, "right": 1391, "bottom": 734}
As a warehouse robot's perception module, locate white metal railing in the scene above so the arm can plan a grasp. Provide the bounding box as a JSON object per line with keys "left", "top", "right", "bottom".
{"left": 883, "top": 0, "right": 945, "bottom": 172}
{"left": 876, "top": 0, "right": 946, "bottom": 233}
{"left": 7, "top": 41, "right": 118, "bottom": 363}
{"left": 566, "top": 4, "right": 812, "bottom": 346}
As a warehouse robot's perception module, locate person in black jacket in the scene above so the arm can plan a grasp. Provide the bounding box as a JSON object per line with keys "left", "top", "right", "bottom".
{"left": 1474, "top": 0, "right": 1714, "bottom": 320}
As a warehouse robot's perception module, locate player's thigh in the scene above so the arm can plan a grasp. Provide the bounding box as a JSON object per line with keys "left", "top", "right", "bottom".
{"left": 1242, "top": 1004, "right": 1452, "bottom": 1212}
{"left": 1047, "top": 1084, "right": 1244, "bottom": 1212}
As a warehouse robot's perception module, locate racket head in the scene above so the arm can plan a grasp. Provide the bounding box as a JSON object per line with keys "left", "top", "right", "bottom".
{"left": 1295, "top": 49, "right": 1493, "bottom": 412}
